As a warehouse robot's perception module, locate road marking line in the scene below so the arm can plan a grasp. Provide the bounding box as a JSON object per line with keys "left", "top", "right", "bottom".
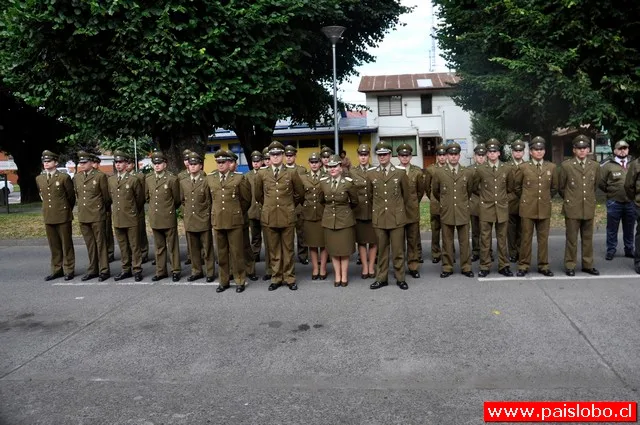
{"left": 479, "top": 274, "right": 639, "bottom": 282}
{"left": 115, "top": 281, "right": 155, "bottom": 285}
{"left": 52, "top": 282, "right": 109, "bottom": 286}
{"left": 162, "top": 281, "right": 218, "bottom": 286}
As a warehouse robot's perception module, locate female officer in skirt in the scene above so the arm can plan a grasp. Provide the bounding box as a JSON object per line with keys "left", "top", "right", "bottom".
{"left": 301, "top": 152, "right": 328, "bottom": 280}
{"left": 320, "top": 155, "right": 359, "bottom": 287}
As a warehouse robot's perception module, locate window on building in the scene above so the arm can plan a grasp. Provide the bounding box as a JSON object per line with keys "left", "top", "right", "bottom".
{"left": 206, "top": 144, "right": 221, "bottom": 153}
{"left": 380, "top": 137, "right": 417, "bottom": 157}
{"left": 421, "top": 94, "right": 433, "bottom": 115}
{"left": 298, "top": 139, "right": 320, "bottom": 149}
{"left": 378, "top": 95, "right": 402, "bottom": 116}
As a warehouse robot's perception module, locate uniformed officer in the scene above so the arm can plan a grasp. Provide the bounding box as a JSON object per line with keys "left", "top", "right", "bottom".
{"left": 285, "top": 144, "right": 309, "bottom": 265}
{"left": 507, "top": 140, "right": 526, "bottom": 262}
{"left": 91, "top": 153, "right": 115, "bottom": 263}
{"left": 260, "top": 146, "right": 273, "bottom": 281}
{"left": 320, "top": 154, "right": 359, "bottom": 286}
{"left": 126, "top": 158, "right": 149, "bottom": 263}
{"left": 320, "top": 146, "right": 334, "bottom": 175}
{"left": 514, "top": 137, "right": 557, "bottom": 276}
{"left": 179, "top": 152, "right": 216, "bottom": 282}
{"left": 109, "top": 150, "right": 144, "bottom": 281}
{"left": 473, "top": 140, "right": 515, "bottom": 277}
{"left": 396, "top": 143, "right": 426, "bottom": 278}
{"left": 350, "top": 143, "right": 377, "bottom": 278}
{"left": 600, "top": 140, "right": 635, "bottom": 260}
{"left": 75, "top": 150, "right": 111, "bottom": 281}
{"left": 208, "top": 150, "right": 251, "bottom": 292}
{"left": 146, "top": 151, "right": 182, "bottom": 282}
{"left": 557, "top": 134, "right": 601, "bottom": 276}
{"left": 247, "top": 150, "right": 264, "bottom": 261}
{"left": 424, "top": 144, "right": 447, "bottom": 263}
{"left": 36, "top": 150, "right": 76, "bottom": 281}
{"left": 432, "top": 143, "right": 474, "bottom": 278}
{"left": 470, "top": 143, "right": 487, "bottom": 261}
{"left": 178, "top": 149, "right": 193, "bottom": 266}
{"left": 301, "top": 152, "right": 328, "bottom": 279}
{"left": 367, "top": 141, "right": 410, "bottom": 290}
{"left": 255, "top": 141, "right": 305, "bottom": 291}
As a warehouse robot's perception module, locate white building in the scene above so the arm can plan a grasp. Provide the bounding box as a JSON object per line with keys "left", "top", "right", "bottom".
{"left": 358, "top": 72, "right": 474, "bottom": 166}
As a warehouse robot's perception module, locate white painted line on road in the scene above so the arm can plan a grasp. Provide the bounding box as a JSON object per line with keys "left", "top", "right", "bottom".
{"left": 479, "top": 274, "right": 639, "bottom": 282}
{"left": 52, "top": 281, "right": 109, "bottom": 286}
{"left": 115, "top": 281, "right": 155, "bottom": 285}
{"left": 75, "top": 297, "right": 84, "bottom": 300}
{"left": 162, "top": 281, "right": 218, "bottom": 286}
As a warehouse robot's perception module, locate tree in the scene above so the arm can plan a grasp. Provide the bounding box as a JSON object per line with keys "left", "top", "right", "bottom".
{"left": 470, "top": 113, "right": 520, "bottom": 146}
{"left": 0, "top": 0, "right": 409, "bottom": 171}
{"left": 433, "top": 0, "right": 640, "bottom": 142}
{"left": 0, "top": 85, "right": 71, "bottom": 203}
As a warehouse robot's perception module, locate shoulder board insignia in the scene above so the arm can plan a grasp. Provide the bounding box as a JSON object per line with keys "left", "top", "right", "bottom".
{"left": 368, "top": 166, "right": 377, "bottom": 171}
{"left": 344, "top": 177, "right": 353, "bottom": 182}
{"left": 234, "top": 171, "right": 243, "bottom": 175}
{"left": 395, "top": 165, "right": 405, "bottom": 170}
{"left": 319, "top": 177, "right": 329, "bottom": 181}
{"left": 209, "top": 171, "right": 219, "bottom": 176}
{"left": 285, "top": 165, "right": 295, "bottom": 168}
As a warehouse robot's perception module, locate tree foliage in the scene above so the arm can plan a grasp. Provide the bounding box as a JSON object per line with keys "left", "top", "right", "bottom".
{"left": 433, "top": 0, "right": 640, "bottom": 142}
{"left": 0, "top": 0, "right": 409, "bottom": 170}
{"left": 470, "top": 113, "right": 520, "bottom": 146}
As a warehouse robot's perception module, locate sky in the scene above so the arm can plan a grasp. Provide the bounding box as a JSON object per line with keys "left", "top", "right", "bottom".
{"left": 337, "top": 0, "right": 448, "bottom": 105}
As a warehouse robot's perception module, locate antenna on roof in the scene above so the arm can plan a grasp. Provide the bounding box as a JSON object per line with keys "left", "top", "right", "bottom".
{"left": 428, "top": 3, "right": 437, "bottom": 72}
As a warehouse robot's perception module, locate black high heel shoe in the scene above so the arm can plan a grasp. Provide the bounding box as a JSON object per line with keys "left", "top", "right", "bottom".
{"left": 311, "top": 274, "right": 319, "bottom": 280}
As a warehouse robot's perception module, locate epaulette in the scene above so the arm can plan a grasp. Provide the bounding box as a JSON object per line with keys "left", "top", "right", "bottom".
{"left": 285, "top": 164, "right": 295, "bottom": 168}
{"left": 344, "top": 177, "right": 353, "bottom": 182}
{"left": 368, "top": 166, "right": 377, "bottom": 171}
{"left": 209, "top": 170, "right": 220, "bottom": 176}
{"left": 319, "top": 177, "right": 329, "bottom": 181}
{"left": 234, "top": 171, "right": 243, "bottom": 175}
{"left": 259, "top": 166, "right": 268, "bottom": 169}
{"left": 395, "top": 165, "right": 406, "bottom": 170}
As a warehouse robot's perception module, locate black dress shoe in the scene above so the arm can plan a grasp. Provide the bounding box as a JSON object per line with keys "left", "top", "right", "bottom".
{"left": 565, "top": 269, "right": 575, "bottom": 276}
{"left": 64, "top": 273, "right": 74, "bottom": 281}
{"left": 172, "top": 273, "right": 180, "bottom": 282}
{"left": 268, "top": 283, "right": 282, "bottom": 291}
{"left": 334, "top": 281, "right": 340, "bottom": 287}
{"left": 509, "top": 255, "right": 518, "bottom": 263}
{"left": 356, "top": 258, "right": 362, "bottom": 265}
{"left": 98, "top": 273, "right": 110, "bottom": 282}
{"left": 432, "top": 257, "right": 441, "bottom": 264}
{"left": 419, "top": 258, "right": 424, "bottom": 263}
{"left": 625, "top": 251, "right": 634, "bottom": 258}
{"left": 151, "top": 274, "right": 168, "bottom": 281}
{"left": 134, "top": 273, "right": 143, "bottom": 282}
{"left": 498, "top": 267, "right": 513, "bottom": 277}
{"left": 45, "top": 271, "right": 64, "bottom": 281}
{"left": 206, "top": 275, "right": 215, "bottom": 283}
{"left": 299, "top": 258, "right": 309, "bottom": 265}
{"left": 141, "top": 256, "right": 149, "bottom": 264}
{"left": 370, "top": 281, "right": 388, "bottom": 289}
{"left": 247, "top": 274, "right": 259, "bottom": 281}
{"left": 605, "top": 252, "right": 614, "bottom": 260}
{"left": 114, "top": 271, "right": 133, "bottom": 281}
{"left": 312, "top": 274, "right": 320, "bottom": 280}
{"left": 538, "top": 269, "right": 554, "bottom": 277}
{"left": 108, "top": 254, "right": 115, "bottom": 263}
{"left": 81, "top": 273, "right": 99, "bottom": 281}
{"left": 341, "top": 281, "right": 348, "bottom": 287}
{"left": 216, "top": 285, "right": 229, "bottom": 293}
{"left": 236, "top": 285, "right": 245, "bottom": 293}
{"left": 462, "top": 271, "right": 474, "bottom": 278}
{"left": 229, "top": 274, "right": 234, "bottom": 281}
{"left": 289, "top": 283, "right": 298, "bottom": 290}
{"left": 187, "top": 273, "right": 204, "bottom": 282}
{"left": 471, "top": 254, "right": 480, "bottom": 262}
{"left": 478, "top": 270, "right": 490, "bottom": 277}
{"left": 516, "top": 270, "right": 528, "bottom": 277}
{"left": 408, "top": 270, "right": 420, "bottom": 278}
{"left": 262, "top": 274, "right": 272, "bottom": 281}
{"left": 440, "top": 271, "right": 452, "bottom": 278}
{"left": 151, "top": 260, "right": 156, "bottom": 265}
{"left": 582, "top": 268, "right": 600, "bottom": 275}
{"left": 184, "top": 258, "right": 191, "bottom": 265}
{"left": 397, "top": 281, "right": 409, "bottom": 290}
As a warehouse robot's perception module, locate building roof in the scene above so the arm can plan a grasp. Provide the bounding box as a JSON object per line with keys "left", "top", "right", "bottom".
{"left": 358, "top": 72, "right": 459, "bottom": 93}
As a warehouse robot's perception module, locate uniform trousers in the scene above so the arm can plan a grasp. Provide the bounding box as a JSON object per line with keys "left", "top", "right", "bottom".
{"left": 183, "top": 220, "right": 191, "bottom": 262}
{"left": 405, "top": 221, "right": 421, "bottom": 271}
{"left": 508, "top": 213, "right": 522, "bottom": 260}
{"left": 480, "top": 220, "right": 508, "bottom": 271}
{"left": 138, "top": 213, "right": 149, "bottom": 261}
{"left": 187, "top": 230, "right": 215, "bottom": 278}
{"left": 216, "top": 227, "right": 246, "bottom": 286}
{"left": 80, "top": 221, "right": 110, "bottom": 275}
{"left": 564, "top": 218, "right": 594, "bottom": 270}
{"left": 152, "top": 227, "right": 180, "bottom": 275}
{"left": 518, "top": 217, "right": 550, "bottom": 271}
{"left": 442, "top": 223, "right": 471, "bottom": 273}
{"left": 374, "top": 227, "right": 405, "bottom": 282}
{"left": 431, "top": 214, "right": 441, "bottom": 260}
{"left": 262, "top": 227, "right": 272, "bottom": 275}
{"left": 296, "top": 210, "right": 308, "bottom": 261}
{"left": 105, "top": 211, "right": 115, "bottom": 257}
{"left": 114, "top": 225, "right": 142, "bottom": 274}
{"left": 249, "top": 218, "right": 262, "bottom": 260}
{"left": 470, "top": 215, "right": 480, "bottom": 256}
{"left": 45, "top": 222, "right": 75, "bottom": 275}
{"left": 243, "top": 224, "right": 255, "bottom": 276}
{"left": 264, "top": 226, "right": 296, "bottom": 285}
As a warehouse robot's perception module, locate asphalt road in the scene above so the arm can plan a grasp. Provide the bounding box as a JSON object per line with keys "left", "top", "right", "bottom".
{"left": 0, "top": 233, "right": 638, "bottom": 424}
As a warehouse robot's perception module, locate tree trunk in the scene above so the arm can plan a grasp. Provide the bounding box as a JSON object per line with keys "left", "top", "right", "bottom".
{"left": 233, "top": 117, "right": 276, "bottom": 163}
{"left": 154, "top": 127, "right": 208, "bottom": 174}
{"left": 11, "top": 147, "right": 42, "bottom": 203}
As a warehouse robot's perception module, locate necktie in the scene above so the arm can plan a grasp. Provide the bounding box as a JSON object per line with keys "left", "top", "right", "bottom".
{"left": 581, "top": 161, "right": 585, "bottom": 169}
{"left": 622, "top": 160, "right": 626, "bottom": 170}
{"left": 492, "top": 165, "right": 497, "bottom": 172}
{"left": 452, "top": 167, "right": 457, "bottom": 177}
{"left": 192, "top": 177, "right": 196, "bottom": 185}
{"left": 313, "top": 173, "right": 317, "bottom": 182}
{"left": 47, "top": 173, "right": 51, "bottom": 181}
{"left": 221, "top": 173, "right": 226, "bottom": 184}
{"left": 333, "top": 179, "right": 338, "bottom": 191}
{"left": 384, "top": 167, "right": 388, "bottom": 177}
{"left": 274, "top": 167, "right": 279, "bottom": 179}
{"left": 536, "top": 162, "right": 541, "bottom": 172}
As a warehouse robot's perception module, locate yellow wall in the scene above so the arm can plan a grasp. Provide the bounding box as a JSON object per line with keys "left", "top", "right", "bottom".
{"left": 205, "top": 133, "right": 374, "bottom": 173}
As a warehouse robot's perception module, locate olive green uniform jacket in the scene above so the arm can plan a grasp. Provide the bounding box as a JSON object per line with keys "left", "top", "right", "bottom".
{"left": 624, "top": 158, "right": 640, "bottom": 206}
{"left": 432, "top": 165, "right": 474, "bottom": 226}
{"left": 557, "top": 158, "right": 601, "bottom": 219}
{"left": 207, "top": 171, "right": 251, "bottom": 230}
{"left": 74, "top": 169, "right": 111, "bottom": 223}
{"left": 246, "top": 169, "right": 263, "bottom": 221}
{"left": 366, "top": 165, "right": 410, "bottom": 229}
{"left": 145, "top": 172, "right": 181, "bottom": 229}
{"left": 319, "top": 176, "right": 359, "bottom": 229}
{"left": 108, "top": 172, "right": 144, "bottom": 228}
{"left": 180, "top": 171, "right": 212, "bottom": 232}
{"left": 472, "top": 161, "right": 514, "bottom": 223}
{"left": 425, "top": 163, "right": 445, "bottom": 216}
{"left": 37, "top": 170, "right": 76, "bottom": 224}
{"left": 255, "top": 165, "right": 305, "bottom": 228}
{"left": 514, "top": 160, "right": 558, "bottom": 219}
{"left": 600, "top": 158, "right": 631, "bottom": 202}
{"left": 404, "top": 164, "right": 426, "bottom": 224}
{"left": 349, "top": 164, "right": 373, "bottom": 220}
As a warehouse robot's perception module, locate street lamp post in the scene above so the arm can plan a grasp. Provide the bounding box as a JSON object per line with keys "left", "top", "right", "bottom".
{"left": 321, "top": 25, "right": 346, "bottom": 155}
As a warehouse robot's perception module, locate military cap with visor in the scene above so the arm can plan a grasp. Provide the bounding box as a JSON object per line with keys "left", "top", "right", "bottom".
{"left": 357, "top": 144, "right": 370, "bottom": 154}
{"left": 214, "top": 149, "right": 233, "bottom": 162}
{"left": 113, "top": 150, "right": 130, "bottom": 162}
{"left": 511, "top": 140, "right": 526, "bottom": 151}
{"left": 150, "top": 150, "right": 167, "bottom": 164}
{"left": 396, "top": 143, "right": 413, "bottom": 155}
{"left": 188, "top": 152, "right": 203, "bottom": 164}
{"left": 182, "top": 149, "right": 192, "bottom": 160}
{"left": 77, "top": 151, "right": 92, "bottom": 163}
{"left": 474, "top": 144, "right": 487, "bottom": 155}
{"left": 250, "top": 150, "right": 263, "bottom": 162}
{"left": 572, "top": 135, "right": 591, "bottom": 148}
{"left": 229, "top": 151, "right": 239, "bottom": 161}
{"left": 435, "top": 144, "right": 447, "bottom": 155}
{"left": 446, "top": 143, "right": 461, "bottom": 154}
{"left": 374, "top": 141, "right": 393, "bottom": 155}
{"left": 262, "top": 147, "right": 270, "bottom": 159}
{"left": 486, "top": 141, "right": 501, "bottom": 152}
{"left": 284, "top": 145, "right": 297, "bottom": 155}
{"left": 320, "top": 146, "right": 334, "bottom": 158}
{"left": 615, "top": 140, "right": 629, "bottom": 149}
{"left": 91, "top": 153, "right": 101, "bottom": 163}
{"left": 327, "top": 154, "right": 342, "bottom": 167}
{"left": 308, "top": 152, "right": 321, "bottom": 163}
{"left": 530, "top": 136, "right": 546, "bottom": 150}
{"left": 41, "top": 150, "right": 59, "bottom": 162}
{"left": 268, "top": 141, "right": 285, "bottom": 155}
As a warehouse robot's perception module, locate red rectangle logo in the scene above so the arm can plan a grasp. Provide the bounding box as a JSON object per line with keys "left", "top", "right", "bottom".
{"left": 484, "top": 401, "right": 637, "bottom": 422}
